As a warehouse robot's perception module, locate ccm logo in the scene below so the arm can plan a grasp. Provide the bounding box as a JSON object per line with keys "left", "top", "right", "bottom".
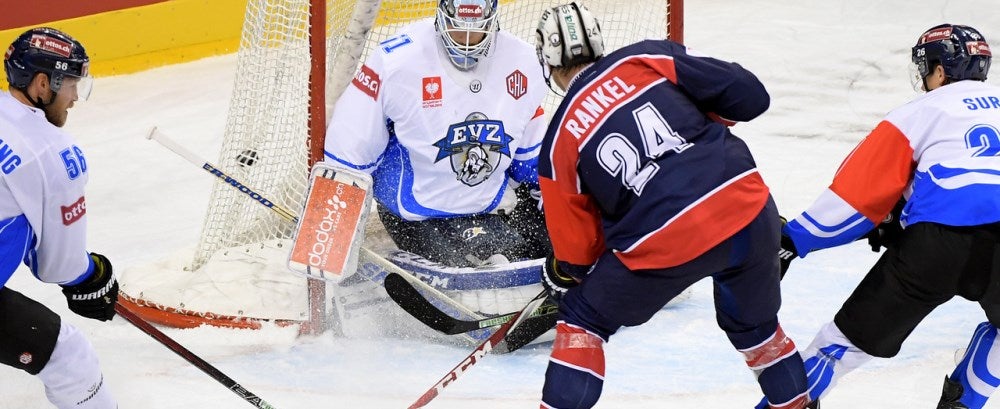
{"left": 352, "top": 64, "right": 381, "bottom": 100}
{"left": 61, "top": 196, "right": 86, "bottom": 225}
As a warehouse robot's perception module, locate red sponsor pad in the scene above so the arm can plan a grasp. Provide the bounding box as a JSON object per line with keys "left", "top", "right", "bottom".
{"left": 30, "top": 34, "right": 73, "bottom": 57}
{"left": 289, "top": 176, "right": 367, "bottom": 278}
{"left": 61, "top": 196, "right": 86, "bottom": 225}
{"left": 352, "top": 64, "right": 381, "bottom": 100}
{"left": 422, "top": 76, "right": 443, "bottom": 108}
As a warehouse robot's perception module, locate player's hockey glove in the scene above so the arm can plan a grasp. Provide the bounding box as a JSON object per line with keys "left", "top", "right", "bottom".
{"left": 778, "top": 216, "right": 798, "bottom": 279}
{"left": 864, "top": 198, "right": 906, "bottom": 252}
{"left": 61, "top": 252, "right": 118, "bottom": 321}
{"left": 541, "top": 253, "right": 586, "bottom": 302}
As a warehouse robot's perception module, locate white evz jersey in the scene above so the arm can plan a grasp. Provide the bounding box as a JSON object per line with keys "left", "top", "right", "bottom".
{"left": 324, "top": 19, "right": 547, "bottom": 221}
{"left": 0, "top": 92, "right": 91, "bottom": 287}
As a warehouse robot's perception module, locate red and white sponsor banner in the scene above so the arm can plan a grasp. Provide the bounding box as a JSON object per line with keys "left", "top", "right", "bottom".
{"left": 61, "top": 196, "right": 86, "bottom": 226}
{"left": 289, "top": 177, "right": 367, "bottom": 277}
{"left": 30, "top": 34, "right": 73, "bottom": 57}
{"left": 919, "top": 26, "right": 952, "bottom": 44}
{"left": 456, "top": 4, "right": 484, "bottom": 18}
{"left": 968, "top": 41, "right": 992, "bottom": 56}
{"left": 352, "top": 64, "right": 381, "bottom": 100}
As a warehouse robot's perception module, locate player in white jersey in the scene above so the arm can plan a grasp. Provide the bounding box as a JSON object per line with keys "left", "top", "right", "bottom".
{"left": 774, "top": 24, "right": 999, "bottom": 408}
{"left": 1, "top": 28, "right": 117, "bottom": 408}
{"left": 324, "top": 0, "right": 550, "bottom": 269}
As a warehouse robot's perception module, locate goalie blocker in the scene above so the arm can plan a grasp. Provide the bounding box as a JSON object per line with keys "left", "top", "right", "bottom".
{"left": 288, "top": 162, "right": 374, "bottom": 282}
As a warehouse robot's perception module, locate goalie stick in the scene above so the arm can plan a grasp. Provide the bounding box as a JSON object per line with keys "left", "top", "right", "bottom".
{"left": 146, "top": 127, "right": 486, "bottom": 338}
{"left": 408, "top": 289, "right": 550, "bottom": 409}
{"left": 383, "top": 272, "right": 556, "bottom": 335}
{"left": 116, "top": 303, "right": 279, "bottom": 409}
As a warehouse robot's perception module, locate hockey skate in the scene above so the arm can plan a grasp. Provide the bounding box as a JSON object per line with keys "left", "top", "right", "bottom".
{"left": 937, "top": 376, "right": 969, "bottom": 408}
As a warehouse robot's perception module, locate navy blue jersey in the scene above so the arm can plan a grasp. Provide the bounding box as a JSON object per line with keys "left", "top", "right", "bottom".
{"left": 538, "top": 40, "right": 772, "bottom": 269}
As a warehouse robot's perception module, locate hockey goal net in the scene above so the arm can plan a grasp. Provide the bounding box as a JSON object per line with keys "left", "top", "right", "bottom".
{"left": 118, "top": 0, "right": 682, "bottom": 332}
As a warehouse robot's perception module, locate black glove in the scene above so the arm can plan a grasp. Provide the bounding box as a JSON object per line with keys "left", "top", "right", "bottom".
{"left": 777, "top": 216, "right": 798, "bottom": 279}
{"left": 864, "top": 198, "right": 906, "bottom": 252}
{"left": 541, "top": 254, "right": 581, "bottom": 301}
{"left": 61, "top": 252, "right": 118, "bottom": 321}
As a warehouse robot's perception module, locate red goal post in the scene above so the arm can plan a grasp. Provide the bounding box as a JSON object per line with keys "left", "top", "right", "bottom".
{"left": 118, "top": 0, "right": 683, "bottom": 333}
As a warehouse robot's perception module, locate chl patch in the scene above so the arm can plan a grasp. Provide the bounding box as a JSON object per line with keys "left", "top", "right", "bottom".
{"left": 18, "top": 352, "right": 32, "bottom": 365}
{"left": 506, "top": 70, "right": 528, "bottom": 100}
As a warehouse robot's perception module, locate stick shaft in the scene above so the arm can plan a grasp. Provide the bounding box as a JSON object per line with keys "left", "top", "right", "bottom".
{"left": 115, "top": 303, "right": 279, "bottom": 409}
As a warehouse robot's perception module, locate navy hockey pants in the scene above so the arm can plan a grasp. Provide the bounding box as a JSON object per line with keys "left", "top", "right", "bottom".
{"left": 542, "top": 198, "right": 809, "bottom": 408}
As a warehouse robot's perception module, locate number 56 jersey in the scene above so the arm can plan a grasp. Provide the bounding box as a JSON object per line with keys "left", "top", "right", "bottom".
{"left": 324, "top": 19, "right": 547, "bottom": 222}
{"left": 0, "top": 92, "right": 91, "bottom": 287}
{"left": 539, "top": 39, "right": 773, "bottom": 271}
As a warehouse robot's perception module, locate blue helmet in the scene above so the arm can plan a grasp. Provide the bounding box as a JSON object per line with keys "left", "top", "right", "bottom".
{"left": 5, "top": 27, "right": 90, "bottom": 94}
{"left": 911, "top": 24, "right": 991, "bottom": 82}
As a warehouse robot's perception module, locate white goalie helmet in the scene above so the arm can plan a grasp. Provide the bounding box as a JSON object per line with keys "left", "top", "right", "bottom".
{"left": 535, "top": 2, "right": 605, "bottom": 70}
{"left": 436, "top": 0, "right": 500, "bottom": 70}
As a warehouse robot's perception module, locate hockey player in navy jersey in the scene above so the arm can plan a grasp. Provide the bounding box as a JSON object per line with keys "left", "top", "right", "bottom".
{"left": 1, "top": 28, "right": 118, "bottom": 408}
{"left": 533, "top": 3, "right": 813, "bottom": 408}
{"left": 776, "top": 24, "right": 998, "bottom": 408}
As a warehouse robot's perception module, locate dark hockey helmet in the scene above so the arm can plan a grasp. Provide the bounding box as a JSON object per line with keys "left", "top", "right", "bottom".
{"left": 535, "top": 1, "right": 604, "bottom": 69}
{"left": 911, "top": 24, "right": 991, "bottom": 82}
{"left": 5, "top": 27, "right": 92, "bottom": 98}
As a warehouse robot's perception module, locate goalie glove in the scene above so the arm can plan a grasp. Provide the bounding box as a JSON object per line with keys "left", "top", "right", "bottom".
{"left": 541, "top": 253, "right": 589, "bottom": 301}
{"left": 61, "top": 252, "right": 118, "bottom": 321}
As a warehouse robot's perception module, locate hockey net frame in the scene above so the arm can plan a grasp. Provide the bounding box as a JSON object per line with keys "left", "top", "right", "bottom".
{"left": 118, "top": 0, "right": 683, "bottom": 333}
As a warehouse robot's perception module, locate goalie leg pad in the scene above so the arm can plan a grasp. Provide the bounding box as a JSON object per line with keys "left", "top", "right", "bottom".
{"left": 541, "top": 322, "right": 605, "bottom": 409}
{"left": 948, "top": 322, "right": 1000, "bottom": 409}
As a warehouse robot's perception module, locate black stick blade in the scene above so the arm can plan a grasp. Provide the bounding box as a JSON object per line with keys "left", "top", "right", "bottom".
{"left": 384, "top": 272, "right": 466, "bottom": 333}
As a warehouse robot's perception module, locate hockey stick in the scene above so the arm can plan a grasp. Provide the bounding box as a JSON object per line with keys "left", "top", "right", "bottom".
{"left": 115, "top": 303, "right": 279, "bottom": 409}
{"left": 408, "top": 289, "right": 550, "bottom": 409}
{"left": 146, "top": 127, "right": 484, "bottom": 335}
{"left": 383, "top": 272, "right": 557, "bottom": 335}
{"left": 146, "top": 127, "right": 297, "bottom": 222}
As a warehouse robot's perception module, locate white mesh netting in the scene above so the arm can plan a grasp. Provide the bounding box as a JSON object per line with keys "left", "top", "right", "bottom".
{"left": 121, "top": 0, "right": 677, "bottom": 326}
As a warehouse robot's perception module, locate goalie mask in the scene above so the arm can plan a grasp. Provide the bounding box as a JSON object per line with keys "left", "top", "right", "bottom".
{"left": 436, "top": 0, "right": 500, "bottom": 71}
{"left": 534, "top": 1, "right": 604, "bottom": 87}
{"left": 910, "top": 24, "right": 991, "bottom": 91}
{"left": 5, "top": 27, "right": 93, "bottom": 100}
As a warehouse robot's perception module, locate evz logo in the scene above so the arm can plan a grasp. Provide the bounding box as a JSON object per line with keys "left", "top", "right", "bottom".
{"left": 433, "top": 112, "right": 513, "bottom": 186}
